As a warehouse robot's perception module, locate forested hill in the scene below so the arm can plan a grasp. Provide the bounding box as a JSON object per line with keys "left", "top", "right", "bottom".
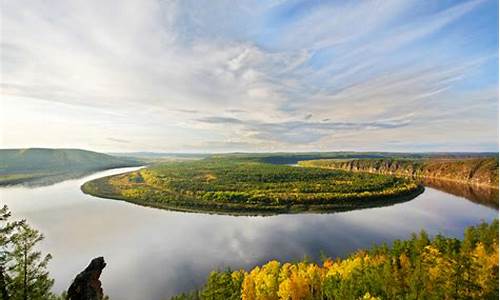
{"left": 300, "top": 158, "right": 499, "bottom": 189}
{"left": 0, "top": 148, "right": 143, "bottom": 185}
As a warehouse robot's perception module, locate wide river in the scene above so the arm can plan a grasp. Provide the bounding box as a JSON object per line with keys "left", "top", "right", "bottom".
{"left": 1, "top": 167, "right": 498, "bottom": 300}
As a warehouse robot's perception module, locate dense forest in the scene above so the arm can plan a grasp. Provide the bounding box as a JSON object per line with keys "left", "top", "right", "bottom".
{"left": 213, "top": 152, "right": 498, "bottom": 165}
{"left": 172, "top": 220, "right": 499, "bottom": 300}
{"left": 299, "top": 158, "right": 499, "bottom": 189}
{"left": 0, "top": 148, "right": 142, "bottom": 186}
{"left": 82, "top": 158, "right": 421, "bottom": 214}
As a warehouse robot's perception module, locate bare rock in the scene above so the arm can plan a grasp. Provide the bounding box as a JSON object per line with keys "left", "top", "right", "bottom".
{"left": 67, "top": 257, "right": 106, "bottom": 300}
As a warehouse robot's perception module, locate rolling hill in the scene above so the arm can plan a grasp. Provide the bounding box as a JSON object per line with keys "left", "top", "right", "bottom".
{"left": 0, "top": 148, "right": 143, "bottom": 186}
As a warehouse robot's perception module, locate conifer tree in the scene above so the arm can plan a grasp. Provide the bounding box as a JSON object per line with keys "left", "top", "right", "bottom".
{"left": 0, "top": 206, "right": 57, "bottom": 300}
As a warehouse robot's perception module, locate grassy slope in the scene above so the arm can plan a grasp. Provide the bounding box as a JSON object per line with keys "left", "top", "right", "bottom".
{"left": 0, "top": 148, "right": 143, "bottom": 185}
{"left": 299, "top": 158, "right": 499, "bottom": 189}
{"left": 81, "top": 159, "right": 422, "bottom": 215}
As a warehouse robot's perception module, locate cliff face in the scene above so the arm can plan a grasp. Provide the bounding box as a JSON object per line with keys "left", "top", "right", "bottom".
{"left": 67, "top": 257, "right": 106, "bottom": 300}
{"left": 300, "top": 158, "right": 499, "bottom": 189}
{"left": 421, "top": 159, "right": 498, "bottom": 187}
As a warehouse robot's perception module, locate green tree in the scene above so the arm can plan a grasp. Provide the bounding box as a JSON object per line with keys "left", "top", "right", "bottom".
{"left": 1, "top": 205, "right": 25, "bottom": 300}
{"left": 8, "top": 223, "right": 53, "bottom": 300}
{"left": 201, "top": 270, "right": 242, "bottom": 300}
{"left": 0, "top": 205, "right": 57, "bottom": 300}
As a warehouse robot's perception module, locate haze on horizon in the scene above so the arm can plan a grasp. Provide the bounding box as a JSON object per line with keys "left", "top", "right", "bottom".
{"left": 1, "top": 0, "right": 498, "bottom": 153}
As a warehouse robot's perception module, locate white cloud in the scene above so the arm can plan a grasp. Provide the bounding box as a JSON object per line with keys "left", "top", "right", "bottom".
{"left": 0, "top": 0, "right": 497, "bottom": 152}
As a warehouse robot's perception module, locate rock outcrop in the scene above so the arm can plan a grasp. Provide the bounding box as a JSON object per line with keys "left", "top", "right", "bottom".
{"left": 299, "top": 158, "right": 499, "bottom": 189}
{"left": 67, "top": 257, "right": 106, "bottom": 300}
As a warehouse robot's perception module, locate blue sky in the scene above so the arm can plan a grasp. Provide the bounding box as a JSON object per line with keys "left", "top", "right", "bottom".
{"left": 1, "top": 0, "right": 498, "bottom": 152}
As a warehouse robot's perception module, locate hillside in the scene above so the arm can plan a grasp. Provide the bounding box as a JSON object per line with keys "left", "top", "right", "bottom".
{"left": 299, "top": 158, "right": 499, "bottom": 189}
{"left": 0, "top": 148, "right": 143, "bottom": 186}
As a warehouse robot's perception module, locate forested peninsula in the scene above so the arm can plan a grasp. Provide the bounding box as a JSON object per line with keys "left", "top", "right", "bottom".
{"left": 81, "top": 158, "right": 422, "bottom": 215}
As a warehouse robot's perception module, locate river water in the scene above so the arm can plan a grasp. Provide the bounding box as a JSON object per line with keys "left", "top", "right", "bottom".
{"left": 0, "top": 167, "right": 498, "bottom": 300}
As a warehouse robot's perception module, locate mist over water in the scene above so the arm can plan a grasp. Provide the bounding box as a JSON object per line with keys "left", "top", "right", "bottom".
{"left": 1, "top": 167, "right": 497, "bottom": 300}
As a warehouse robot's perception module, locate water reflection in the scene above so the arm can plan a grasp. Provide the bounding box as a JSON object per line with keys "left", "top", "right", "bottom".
{"left": 422, "top": 178, "right": 498, "bottom": 209}
{"left": 0, "top": 167, "right": 498, "bottom": 300}
{"left": 1, "top": 170, "right": 119, "bottom": 188}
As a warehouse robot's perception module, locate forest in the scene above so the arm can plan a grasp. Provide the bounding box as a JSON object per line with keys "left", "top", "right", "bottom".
{"left": 212, "top": 152, "right": 498, "bottom": 165}
{"left": 81, "top": 158, "right": 422, "bottom": 214}
{"left": 171, "top": 220, "right": 499, "bottom": 300}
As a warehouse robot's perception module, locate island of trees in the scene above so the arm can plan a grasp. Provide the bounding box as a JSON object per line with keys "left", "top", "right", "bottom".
{"left": 81, "top": 158, "right": 422, "bottom": 215}
{"left": 172, "top": 220, "right": 499, "bottom": 300}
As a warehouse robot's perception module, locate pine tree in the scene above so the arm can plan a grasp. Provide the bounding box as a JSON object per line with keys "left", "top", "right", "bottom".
{"left": 7, "top": 223, "right": 54, "bottom": 300}
{"left": 1, "top": 205, "right": 24, "bottom": 300}
{"left": 0, "top": 206, "right": 56, "bottom": 300}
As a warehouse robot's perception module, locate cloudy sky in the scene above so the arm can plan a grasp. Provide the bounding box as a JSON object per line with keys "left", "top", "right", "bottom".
{"left": 1, "top": 0, "right": 498, "bottom": 152}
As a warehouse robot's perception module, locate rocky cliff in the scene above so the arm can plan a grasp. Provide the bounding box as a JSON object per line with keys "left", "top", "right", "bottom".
{"left": 67, "top": 257, "right": 106, "bottom": 300}
{"left": 299, "top": 158, "right": 499, "bottom": 189}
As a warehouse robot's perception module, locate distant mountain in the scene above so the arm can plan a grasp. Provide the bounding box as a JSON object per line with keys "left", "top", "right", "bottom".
{"left": 0, "top": 148, "right": 143, "bottom": 186}
{"left": 218, "top": 151, "right": 499, "bottom": 165}
{"left": 109, "top": 152, "right": 208, "bottom": 159}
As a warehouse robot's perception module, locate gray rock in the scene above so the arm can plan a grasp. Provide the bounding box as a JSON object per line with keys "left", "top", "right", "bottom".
{"left": 67, "top": 257, "right": 106, "bottom": 300}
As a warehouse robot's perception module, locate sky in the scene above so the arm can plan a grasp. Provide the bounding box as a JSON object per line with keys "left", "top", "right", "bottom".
{"left": 1, "top": 0, "right": 498, "bottom": 153}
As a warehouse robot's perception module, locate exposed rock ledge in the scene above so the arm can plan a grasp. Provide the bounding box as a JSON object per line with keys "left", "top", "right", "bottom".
{"left": 67, "top": 257, "right": 106, "bottom": 300}
{"left": 299, "top": 158, "right": 499, "bottom": 189}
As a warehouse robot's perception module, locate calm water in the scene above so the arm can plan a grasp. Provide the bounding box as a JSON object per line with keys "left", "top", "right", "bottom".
{"left": 0, "top": 167, "right": 498, "bottom": 300}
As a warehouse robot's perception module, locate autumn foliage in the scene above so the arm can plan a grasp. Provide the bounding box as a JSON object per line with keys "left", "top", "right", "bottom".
{"left": 172, "top": 220, "right": 499, "bottom": 300}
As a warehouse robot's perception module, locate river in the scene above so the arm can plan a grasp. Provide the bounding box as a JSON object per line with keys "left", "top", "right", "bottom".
{"left": 0, "top": 167, "right": 498, "bottom": 300}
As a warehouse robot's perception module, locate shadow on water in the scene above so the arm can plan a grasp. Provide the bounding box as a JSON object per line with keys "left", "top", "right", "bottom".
{"left": 422, "top": 178, "right": 499, "bottom": 210}
{"left": 0, "top": 171, "right": 115, "bottom": 188}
